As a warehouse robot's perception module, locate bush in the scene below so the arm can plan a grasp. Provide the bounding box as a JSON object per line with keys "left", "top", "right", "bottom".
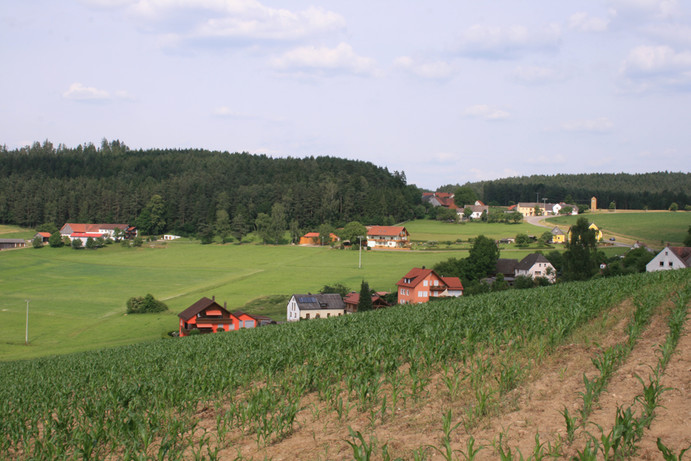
{"left": 126, "top": 294, "right": 169, "bottom": 314}
{"left": 32, "top": 236, "right": 44, "bottom": 249}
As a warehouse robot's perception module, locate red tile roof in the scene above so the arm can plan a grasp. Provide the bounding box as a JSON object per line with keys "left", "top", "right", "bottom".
{"left": 366, "top": 226, "right": 407, "bottom": 237}
{"left": 396, "top": 267, "right": 435, "bottom": 288}
{"left": 441, "top": 277, "right": 463, "bottom": 290}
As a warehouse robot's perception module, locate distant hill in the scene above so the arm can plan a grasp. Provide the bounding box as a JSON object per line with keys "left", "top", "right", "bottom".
{"left": 0, "top": 140, "right": 422, "bottom": 232}
{"left": 454, "top": 172, "right": 690, "bottom": 209}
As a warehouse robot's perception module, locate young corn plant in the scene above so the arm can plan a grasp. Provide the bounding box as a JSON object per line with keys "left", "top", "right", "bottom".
{"left": 657, "top": 438, "right": 691, "bottom": 461}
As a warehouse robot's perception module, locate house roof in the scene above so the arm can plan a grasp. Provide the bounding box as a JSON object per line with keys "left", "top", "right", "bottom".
{"left": 291, "top": 293, "right": 345, "bottom": 310}
{"left": 366, "top": 226, "right": 407, "bottom": 237}
{"left": 551, "top": 227, "right": 565, "bottom": 235}
{"left": 441, "top": 277, "right": 463, "bottom": 290}
{"left": 301, "top": 232, "right": 339, "bottom": 240}
{"left": 36, "top": 232, "right": 51, "bottom": 238}
{"left": 178, "top": 296, "right": 229, "bottom": 320}
{"left": 396, "top": 267, "right": 438, "bottom": 288}
{"left": 669, "top": 246, "right": 691, "bottom": 267}
{"left": 62, "top": 223, "right": 130, "bottom": 233}
{"left": 343, "top": 291, "right": 390, "bottom": 306}
{"left": 0, "top": 238, "right": 27, "bottom": 244}
{"left": 231, "top": 310, "right": 274, "bottom": 322}
{"left": 496, "top": 258, "right": 519, "bottom": 276}
{"left": 516, "top": 253, "right": 552, "bottom": 271}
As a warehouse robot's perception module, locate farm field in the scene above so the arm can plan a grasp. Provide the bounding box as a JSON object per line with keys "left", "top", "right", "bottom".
{"left": 0, "top": 240, "right": 474, "bottom": 361}
{"left": 546, "top": 211, "right": 691, "bottom": 246}
{"left": 0, "top": 270, "right": 688, "bottom": 459}
{"left": 404, "top": 219, "right": 539, "bottom": 243}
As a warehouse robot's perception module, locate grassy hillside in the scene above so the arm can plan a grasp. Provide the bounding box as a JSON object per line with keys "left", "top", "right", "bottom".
{"left": 545, "top": 211, "right": 691, "bottom": 246}
{"left": 404, "top": 219, "right": 538, "bottom": 242}
{"left": 0, "top": 240, "right": 470, "bottom": 361}
{"left": 1, "top": 270, "right": 687, "bottom": 459}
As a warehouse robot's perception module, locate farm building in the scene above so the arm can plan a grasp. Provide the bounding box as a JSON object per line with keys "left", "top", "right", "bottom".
{"left": 567, "top": 222, "right": 603, "bottom": 243}
{"left": 178, "top": 296, "right": 274, "bottom": 337}
{"left": 646, "top": 246, "right": 691, "bottom": 272}
{"left": 343, "top": 291, "right": 390, "bottom": 313}
{"left": 286, "top": 293, "right": 345, "bottom": 321}
{"left": 60, "top": 223, "right": 137, "bottom": 241}
{"left": 365, "top": 226, "right": 410, "bottom": 249}
{"left": 396, "top": 267, "right": 463, "bottom": 304}
{"left": 34, "top": 232, "right": 51, "bottom": 244}
{"left": 299, "top": 232, "right": 340, "bottom": 245}
{"left": 0, "top": 238, "right": 27, "bottom": 250}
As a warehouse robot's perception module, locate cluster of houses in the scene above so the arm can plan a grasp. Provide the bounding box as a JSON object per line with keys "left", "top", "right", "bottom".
{"left": 298, "top": 226, "right": 411, "bottom": 249}
{"left": 58, "top": 223, "right": 138, "bottom": 244}
{"left": 422, "top": 191, "right": 580, "bottom": 219}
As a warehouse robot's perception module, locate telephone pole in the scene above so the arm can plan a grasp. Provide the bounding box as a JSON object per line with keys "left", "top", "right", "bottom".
{"left": 25, "top": 299, "right": 30, "bottom": 345}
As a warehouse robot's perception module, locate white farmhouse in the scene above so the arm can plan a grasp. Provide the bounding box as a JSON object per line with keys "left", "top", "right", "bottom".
{"left": 646, "top": 246, "right": 691, "bottom": 272}
{"left": 286, "top": 293, "right": 345, "bottom": 322}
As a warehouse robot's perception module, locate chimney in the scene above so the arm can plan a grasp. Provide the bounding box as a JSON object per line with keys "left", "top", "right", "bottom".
{"left": 212, "top": 295, "right": 215, "bottom": 301}
{"left": 224, "top": 301, "right": 227, "bottom": 309}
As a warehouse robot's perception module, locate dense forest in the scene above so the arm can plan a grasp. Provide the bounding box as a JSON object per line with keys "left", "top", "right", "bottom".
{"left": 454, "top": 172, "right": 690, "bottom": 210}
{"left": 0, "top": 140, "right": 423, "bottom": 234}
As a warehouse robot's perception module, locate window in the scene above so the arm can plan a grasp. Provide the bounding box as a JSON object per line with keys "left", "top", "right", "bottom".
{"left": 434, "top": 280, "right": 439, "bottom": 286}
{"left": 315, "top": 314, "right": 320, "bottom": 319}
{"left": 669, "top": 261, "right": 673, "bottom": 267}
{"left": 305, "top": 313, "right": 310, "bottom": 319}
{"left": 660, "top": 261, "right": 664, "bottom": 267}
{"left": 423, "top": 280, "right": 428, "bottom": 286}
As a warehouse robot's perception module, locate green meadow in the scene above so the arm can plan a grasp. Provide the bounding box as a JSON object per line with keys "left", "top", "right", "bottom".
{"left": 545, "top": 211, "right": 691, "bottom": 246}
{"left": 0, "top": 218, "right": 633, "bottom": 361}
{"left": 404, "top": 219, "right": 539, "bottom": 242}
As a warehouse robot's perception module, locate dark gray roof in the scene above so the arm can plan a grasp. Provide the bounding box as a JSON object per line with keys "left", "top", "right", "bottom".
{"left": 292, "top": 293, "right": 345, "bottom": 310}
{"left": 551, "top": 227, "right": 565, "bottom": 235}
{"left": 178, "top": 297, "right": 228, "bottom": 320}
{"left": 516, "top": 253, "right": 551, "bottom": 271}
{"left": 495, "top": 258, "right": 518, "bottom": 276}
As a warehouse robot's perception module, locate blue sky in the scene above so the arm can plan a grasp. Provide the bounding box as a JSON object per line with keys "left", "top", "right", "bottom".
{"left": 2, "top": 1, "right": 690, "bottom": 189}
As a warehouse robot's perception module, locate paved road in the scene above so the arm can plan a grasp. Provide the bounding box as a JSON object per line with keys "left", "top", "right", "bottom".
{"left": 524, "top": 215, "right": 632, "bottom": 248}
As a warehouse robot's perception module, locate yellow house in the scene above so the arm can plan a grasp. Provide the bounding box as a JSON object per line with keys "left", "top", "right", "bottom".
{"left": 516, "top": 202, "right": 545, "bottom": 217}
{"left": 551, "top": 227, "right": 566, "bottom": 243}
{"left": 567, "top": 222, "right": 603, "bottom": 243}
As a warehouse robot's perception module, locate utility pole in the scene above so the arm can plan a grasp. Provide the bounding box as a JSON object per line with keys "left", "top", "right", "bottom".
{"left": 542, "top": 197, "right": 548, "bottom": 215}
{"left": 25, "top": 299, "right": 29, "bottom": 345}
{"left": 357, "top": 236, "right": 364, "bottom": 269}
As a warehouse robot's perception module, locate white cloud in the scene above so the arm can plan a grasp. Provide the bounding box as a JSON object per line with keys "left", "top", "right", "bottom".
{"left": 568, "top": 12, "right": 609, "bottom": 32}
{"left": 621, "top": 45, "right": 691, "bottom": 89}
{"left": 455, "top": 23, "right": 561, "bottom": 59}
{"left": 525, "top": 154, "right": 567, "bottom": 165}
{"left": 464, "top": 104, "right": 511, "bottom": 121}
{"left": 120, "top": 0, "right": 345, "bottom": 46}
{"left": 561, "top": 117, "right": 614, "bottom": 133}
{"left": 394, "top": 56, "right": 453, "bottom": 80}
{"left": 62, "top": 83, "right": 111, "bottom": 101}
{"left": 608, "top": 0, "right": 679, "bottom": 18}
{"left": 644, "top": 24, "right": 691, "bottom": 47}
{"left": 512, "top": 65, "right": 565, "bottom": 84}
{"left": 271, "top": 42, "right": 377, "bottom": 76}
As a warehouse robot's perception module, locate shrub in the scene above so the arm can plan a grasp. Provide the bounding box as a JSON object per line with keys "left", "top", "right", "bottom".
{"left": 32, "top": 236, "right": 44, "bottom": 249}
{"left": 126, "top": 294, "right": 169, "bottom": 314}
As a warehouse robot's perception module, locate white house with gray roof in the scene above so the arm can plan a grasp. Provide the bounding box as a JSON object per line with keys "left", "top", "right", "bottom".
{"left": 286, "top": 293, "right": 346, "bottom": 322}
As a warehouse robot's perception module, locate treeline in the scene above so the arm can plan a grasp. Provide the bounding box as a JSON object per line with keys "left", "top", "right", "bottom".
{"left": 450, "top": 172, "right": 690, "bottom": 209}
{"left": 0, "top": 140, "right": 422, "bottom": 233}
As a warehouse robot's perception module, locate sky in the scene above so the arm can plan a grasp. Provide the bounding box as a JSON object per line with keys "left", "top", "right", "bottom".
{"left": 2, "top": 1, "right": 691, "bottom": 190}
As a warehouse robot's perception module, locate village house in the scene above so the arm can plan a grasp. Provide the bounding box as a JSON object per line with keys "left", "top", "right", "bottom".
{"left": 298, "top": 232, "right": 340, "bottom": 246}
{"left": 163, "top": 234, "right": 181, "bottom": 241}
{"left": 422, "top": 192, "right": 457, "bottom": 209}
{"left": 60, "top": 223, "right": 137, "bottom": 241}
{"left": 396, "top": 267, "right": 463, "bottom": 304}
{"left": 567, "top": 222, "right": 603, "bottom": 243}
{"left": 286, "top": 293, "right": 345, "bottom": 321}
{"left": 516, "top": 202, "right": 578, "bottom": 217}
{"left": 646, "top": 246, "right": 691, "bottom": 272}
{"left": 34, "top": 232, "right": 51, "bottom": 244}
{"left": 458, "top": 200, "right": 489, "bottom": 220}
{"left": 178, "top": 296, "right": 274, "bottom": 337}
{"left": 365, "top": 226, "right": 410, "bottom": 249}
{"left": 343, "top": 291, "right": 390, "bottom": 313}
{"left": 514, "top": 253, "right": 556, "bottom": 282}
{"left": 551, "top": 227, "right": 566, "bottom": 244}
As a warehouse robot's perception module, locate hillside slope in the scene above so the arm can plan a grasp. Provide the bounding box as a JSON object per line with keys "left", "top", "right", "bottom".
{"left": 1, "top": 270, "right": 688, "bottom": 459}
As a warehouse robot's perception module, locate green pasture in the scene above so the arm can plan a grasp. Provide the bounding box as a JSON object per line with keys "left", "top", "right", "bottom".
{"left": 545, "top": 211, "right": 691, "bottom": 247}
{"left": 0, "top": 241, "right": 468, "bottom": 361}
{"left": 0, "top": 224, "right": 33, "bottom": 239}
{"left": 404, "top": 219, "right": 541, "bottom": 242}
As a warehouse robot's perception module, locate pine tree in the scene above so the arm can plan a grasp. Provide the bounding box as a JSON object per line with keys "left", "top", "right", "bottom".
{"left": 357, "top": 280, "right": 373, "bottom": 312}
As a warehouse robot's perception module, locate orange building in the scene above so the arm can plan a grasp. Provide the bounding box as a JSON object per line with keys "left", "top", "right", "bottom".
{"left": 178, "top": 296, "right": 274, "bottom": 337}
{"left": 343, "top": 291, "right": 390, "bottom": 313}
{"left": 396, "top": 267, "right": 463, "bottom": 304}
{"left": 299, "top": 232, "right": 340, "bottom": 245}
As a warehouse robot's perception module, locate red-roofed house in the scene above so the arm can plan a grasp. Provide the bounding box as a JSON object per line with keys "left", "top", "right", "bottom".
{"left": 343, "top": 291, "right": 391, "bottom": 313}
{"left": 34, "top": 232, "right": 51, "bottom": 244}
{"left": 396, "top": 267, "right": 463, "bottom": 304}
{"left": 299, "top": 232, "right": 340, "bottom": 245}
{"left": 70, "top": 232, "right": 106, "bottom": 245}
{"left": 60, "top": 223, "right": 137, "bottom": 241}
{"left": 366, "top": 226, "right": 410, "bottom": 249}
{"left": 422, "top": 192, "right": 457, "bottom": 209}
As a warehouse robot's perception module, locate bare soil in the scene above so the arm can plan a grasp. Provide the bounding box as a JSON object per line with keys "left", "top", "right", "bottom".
{"left": 198, "top": 297, "right": 690, "bottom": 460}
